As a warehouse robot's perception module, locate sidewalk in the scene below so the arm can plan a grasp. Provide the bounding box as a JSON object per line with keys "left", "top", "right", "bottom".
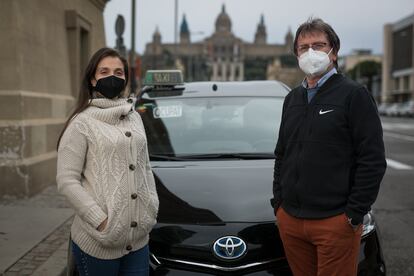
{"left": 0, "top": 186, "right": 74, "bottom": 276}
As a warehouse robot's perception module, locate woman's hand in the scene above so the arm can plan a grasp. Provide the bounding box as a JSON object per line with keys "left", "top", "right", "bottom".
{"left": 97, "top": 217, "right": 108, "bottom": 232}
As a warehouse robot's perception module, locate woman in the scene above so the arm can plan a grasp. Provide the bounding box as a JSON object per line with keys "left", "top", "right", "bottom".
{"left": 56, "top": 47, "right": 159, "bottom": 276}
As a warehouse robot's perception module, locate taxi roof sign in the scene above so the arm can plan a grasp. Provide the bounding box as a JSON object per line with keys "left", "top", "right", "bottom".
{"left": 143, "top": 70, "right": 184, "bottom": 86}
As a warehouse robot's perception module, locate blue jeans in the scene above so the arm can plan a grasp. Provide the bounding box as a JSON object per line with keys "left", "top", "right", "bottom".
{"left": 71, "top": 240, "right": 149, "bottom": 276}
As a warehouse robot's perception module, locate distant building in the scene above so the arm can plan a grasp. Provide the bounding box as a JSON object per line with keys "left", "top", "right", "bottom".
{"left": 382, "top": 13, "right": 414, "bottom": 103}
{"left": 339, "top": 49, "right": 382, "bottom": 72}
{"left": 339, "top": 49, "right": 382, "bottom": 102}
{"left": 0, "top": 0, "right": 109, "bottom": 197}
{"left": 142, "top": 5, "right": 302, "bottom": 87}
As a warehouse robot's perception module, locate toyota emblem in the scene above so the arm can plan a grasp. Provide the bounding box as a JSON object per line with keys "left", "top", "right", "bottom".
{"left": 213, "top": 236, "right": 247, "bottom": 260}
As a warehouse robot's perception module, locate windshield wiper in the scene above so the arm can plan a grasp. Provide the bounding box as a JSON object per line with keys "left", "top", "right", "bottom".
{"left": 150, "top": 153, "right": 275, "bottom": 161}
{"left": 174, "top": 153, "right": 275, "bottom": 160}
{"left": 149, "top": 154, "right": 188, "bottom": 161}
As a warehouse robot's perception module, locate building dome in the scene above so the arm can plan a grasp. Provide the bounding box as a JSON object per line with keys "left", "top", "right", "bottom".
{"left": 215, "top": 4, "right": 231, "bottom": 33}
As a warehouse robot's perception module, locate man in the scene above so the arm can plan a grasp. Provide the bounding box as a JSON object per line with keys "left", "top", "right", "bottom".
{"left": 272, "top": 18, "right": 386, "bottom": 276}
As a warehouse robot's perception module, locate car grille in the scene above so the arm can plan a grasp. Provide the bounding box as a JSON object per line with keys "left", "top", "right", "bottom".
{"left": 151, "top": 254, "right": 290, "bottom": 274}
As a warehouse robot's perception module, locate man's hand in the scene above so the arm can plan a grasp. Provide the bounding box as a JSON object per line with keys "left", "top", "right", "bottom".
{"left": 97, "top": 217, "right": 108, "bottom": 232}
{"left": 346, "top": 216, "right": 361, "bottom": 231}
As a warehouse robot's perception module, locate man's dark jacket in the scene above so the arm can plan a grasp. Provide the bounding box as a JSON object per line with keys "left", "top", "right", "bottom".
{"left": 272, "top": 73, "right": 386, "bottom": 225}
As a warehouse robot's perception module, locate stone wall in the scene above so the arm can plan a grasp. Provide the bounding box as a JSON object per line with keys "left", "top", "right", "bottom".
{"left": 0, "top": 0, "right": 108, "bottom": 197}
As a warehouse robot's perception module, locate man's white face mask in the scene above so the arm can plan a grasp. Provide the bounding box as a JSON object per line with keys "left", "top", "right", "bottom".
{"left": 298, "top": 48, "right": 333, "bottom": 77}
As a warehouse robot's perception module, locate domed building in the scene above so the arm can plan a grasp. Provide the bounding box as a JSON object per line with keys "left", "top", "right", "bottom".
{"left": 142, "top": 4, "right": 302, "bottom": 87}
{"left": 215, "top": 4, "right": 232, "bottom": 33}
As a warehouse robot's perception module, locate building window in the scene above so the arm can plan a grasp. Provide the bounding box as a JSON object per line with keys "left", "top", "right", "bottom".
{"left": 214, "top": 46, "right": 219, "bottom": 56}
{"left": 403, "top": 76, "right": 410, "bottom": 91}
{"left": 80, "top": 28, "right": 90, "bottom": 76}
{"left": 235, "top": 66, "right": 240, "bottom": 79}
{"left": 217, "top": 63, "right": 222, "bottom": 78}
{"left": 392, "top": 25, "right": 413, "bottom": 71}
{"left": 394, "top": 78, "right": 400, "bottom": 91}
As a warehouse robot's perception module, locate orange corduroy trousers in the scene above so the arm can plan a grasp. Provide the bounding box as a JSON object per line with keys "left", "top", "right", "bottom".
{"left": 276, "top": 207, "right": 362, "bottom": 276}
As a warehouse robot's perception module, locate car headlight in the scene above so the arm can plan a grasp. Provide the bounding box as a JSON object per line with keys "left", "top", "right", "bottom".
{"left": 362, "top": 211, "right": 376, "bottom": 237}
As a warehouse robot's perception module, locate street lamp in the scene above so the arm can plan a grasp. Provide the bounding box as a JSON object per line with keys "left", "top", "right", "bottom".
{"left": 129, "top": 0, "right": 137, "bottom": 95}
{"left": 174, "top": 0, "right": 178, "bottom": 59}
{"left": 114, "top": 15, "right": 126, "bottom": 58}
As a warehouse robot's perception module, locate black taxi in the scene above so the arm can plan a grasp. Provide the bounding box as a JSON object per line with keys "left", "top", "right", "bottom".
{"left": 67, "top": 70, "right": 386, "bottom": 275}
{"left": 137, "top": 70, "right": 386, "bottom": 276}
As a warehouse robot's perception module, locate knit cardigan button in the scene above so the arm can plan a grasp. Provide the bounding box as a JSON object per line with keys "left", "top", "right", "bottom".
{"left": 129, "top": 164, "right": 136, "bottom": 170}
{"left": 130, "top": 221, "right": 138, "bottom": 227}
{"left": 127, "top": 98, "right": 133, "bottom": 103}
{"left": 125, "top": 131, "right": 132, "bottom": 137}
{"left": 120, "top": 115, "right": 126, "bottom": 120}
{"left": 126, "top": 245, "right": 132, "bottom": 251}
{"left": 131, "top": 193, "right": 138, "bottom": 199}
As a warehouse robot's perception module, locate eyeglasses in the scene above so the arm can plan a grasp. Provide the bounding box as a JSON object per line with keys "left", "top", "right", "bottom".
{"left": 297, "top": 42, "right": 328, "bottom": 54}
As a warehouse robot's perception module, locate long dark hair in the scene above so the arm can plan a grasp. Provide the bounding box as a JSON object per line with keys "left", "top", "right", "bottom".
{"left": 57, "top": 47, "right": 129, "bottom": 149}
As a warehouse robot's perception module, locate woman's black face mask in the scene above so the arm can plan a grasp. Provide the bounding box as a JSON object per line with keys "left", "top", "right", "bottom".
{"left": 93, "top": 75, "right": 125, "bottom": 99}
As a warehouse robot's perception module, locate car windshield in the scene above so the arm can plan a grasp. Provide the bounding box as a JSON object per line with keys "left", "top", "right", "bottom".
{"left": 137, "top": 96, "right": 284, "bottom": 157}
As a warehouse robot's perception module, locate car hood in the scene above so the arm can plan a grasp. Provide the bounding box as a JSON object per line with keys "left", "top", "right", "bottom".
{"left": 151, "top": 159, "right": 275, "bottom": 224}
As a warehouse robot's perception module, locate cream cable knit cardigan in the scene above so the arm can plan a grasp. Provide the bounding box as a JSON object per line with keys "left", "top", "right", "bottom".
{"left": 56, "top": 98, "right": 159, "bottom": 259}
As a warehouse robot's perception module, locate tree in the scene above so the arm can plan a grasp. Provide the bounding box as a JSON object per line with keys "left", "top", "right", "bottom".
{"left": 347, "top": 60, "right": 381, "bottom": 93}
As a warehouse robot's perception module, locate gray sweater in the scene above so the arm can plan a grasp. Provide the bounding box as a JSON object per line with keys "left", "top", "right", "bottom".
{"left": 56, "top": 98, "right": 159, "bottom": 259}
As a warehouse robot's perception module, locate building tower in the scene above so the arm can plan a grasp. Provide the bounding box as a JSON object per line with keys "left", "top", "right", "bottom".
{"left": 180, "top": 14, "right": 190, "bottom": 44}
{"left": 285, "top": 27, "right": 294, "bottom": 53}
{"left": 254, "top": 14, "right": 267, "bottom": 44}
{"left": 152, "top": 26, "right": 162, "bottom": 45}
{"left": 150, "top": 26, "right": 163, "bottom": 62}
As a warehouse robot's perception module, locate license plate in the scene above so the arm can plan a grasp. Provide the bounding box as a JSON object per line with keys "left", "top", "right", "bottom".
{"left": 153, "top": 106, "right": 182, "bottom": 118}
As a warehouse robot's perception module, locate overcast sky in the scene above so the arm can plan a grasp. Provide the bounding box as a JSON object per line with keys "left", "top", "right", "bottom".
{"left": 103, "top": 0, "right": 413, "bottom": 56}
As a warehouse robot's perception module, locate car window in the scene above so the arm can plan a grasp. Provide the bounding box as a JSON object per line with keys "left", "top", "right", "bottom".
{"left": 137, "top": 97, "right": 284, "bottom": 156}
